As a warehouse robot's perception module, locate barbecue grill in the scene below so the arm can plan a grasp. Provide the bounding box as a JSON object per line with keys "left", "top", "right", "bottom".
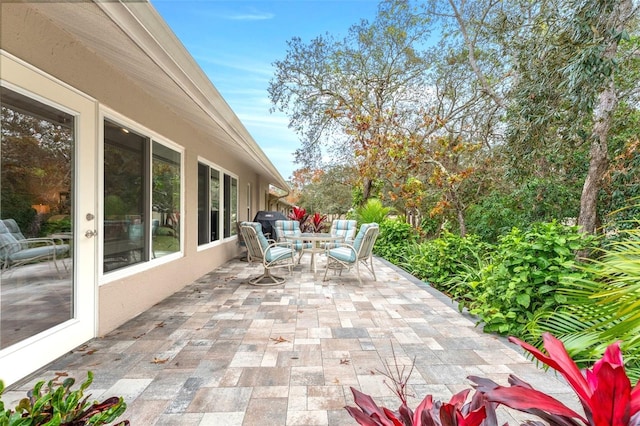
{"left": 252, "top": 211, "right": 288, "bottom": 239}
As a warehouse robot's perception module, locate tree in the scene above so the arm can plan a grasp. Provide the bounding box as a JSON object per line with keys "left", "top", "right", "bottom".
{"left": 296, "top": 164, "right": 355, "bottom": 216}
{"left": 439, "top": 0, "right": 639, "bottom": 235}
{"left": 271, "top": 0, "right": 499, "bottom": 233}
{"left": 269, "top": 0, "right": 434, "bottom": 201}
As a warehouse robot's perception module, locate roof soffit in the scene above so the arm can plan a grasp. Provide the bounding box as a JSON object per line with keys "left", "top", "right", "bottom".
{"left": 24, "top": 1, "right": 288, "bottom": 190}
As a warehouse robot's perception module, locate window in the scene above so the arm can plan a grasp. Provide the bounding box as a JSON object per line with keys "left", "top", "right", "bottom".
{"left": 198, "top": 161, "right": 237, "bottom": 245}
{"left": 247, "top": 183, "right": 252, "bottom": 221}
{"left": 103, "top": 120, "right": 181, "bottom": 273}
{"left": 152, "top": 142, "right": 180, "bottom": 259}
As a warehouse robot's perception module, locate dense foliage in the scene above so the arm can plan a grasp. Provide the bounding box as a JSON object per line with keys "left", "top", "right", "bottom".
{"left": 373, "top": 219, "right": 416, "bottom": 264}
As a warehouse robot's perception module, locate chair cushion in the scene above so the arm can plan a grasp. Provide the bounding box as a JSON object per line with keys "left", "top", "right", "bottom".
{"left": 8, "top": 244, "right": 69, "bottom": 262}
{"left": 244, "top": 222, "right": 270, "bottom": 251}
{"left": 331, "top": 220, "right": 357, "bottom": 241}
{"left": 352, "top": 223, "right": 376, "bottom": 251}
{"left": 327, "top": 246, "right": 356, "bottom": 263}
{"left": 273, "top": 220, "right": 310, "bottom": 251}
{"left": 0, "top": 231, "right": 20, "bottom": 258}
{"left": 2, "top": 219, "right": 27, "bottom": 244}
{"left": 265, "top": 246, "right": 294, "bottom": 263}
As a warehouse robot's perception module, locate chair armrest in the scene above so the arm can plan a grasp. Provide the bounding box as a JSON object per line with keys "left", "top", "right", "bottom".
{"left": 17, "top": 237, "right": 59, "bottom": 247}
{"left": 268, "top": 241, "right": 294, "bottom": 251}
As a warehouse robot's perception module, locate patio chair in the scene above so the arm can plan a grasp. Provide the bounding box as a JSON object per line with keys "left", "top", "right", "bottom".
{"left": 323, "top": 222, "right": 379, "bottom": 284}
{"left": 239, "top": 221, "right": 295, "bottom": 286}
{"left": 325, "top": 219, "right": 358, "bottom": 248}
{"left": 272, "top": 220, "right": 312, "bottom": 264}
{"left": 0, "top": 218, "right": 70, "bottom": 273}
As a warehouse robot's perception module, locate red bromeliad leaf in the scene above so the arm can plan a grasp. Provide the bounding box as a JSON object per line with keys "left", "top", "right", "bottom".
{"left": 588, "top": 362, "right": 631, "bottom": 426}
{"left": 509, "top": 333, "right": 592, "bottom": 405}
{"left": 482, "top": 383, "right": 587, "bottom": 423}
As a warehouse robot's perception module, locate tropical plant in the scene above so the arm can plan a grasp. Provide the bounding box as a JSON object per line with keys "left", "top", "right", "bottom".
{"left": 355, "top": 198, "right": 391, "bottom": 225}
{"left": 306, "top": 212, "right": 327, "bottom": 233}
{"left": 346, "top": 333, "right": 640, "bottom": 426}
{"left": 526, "top": 223, "right": 640, "bottom": 381}
{"left": 289, "top": 206, "right": 308, "bottom": 228}
{"left": 346, "top": 387, "right": 496, "bottom": 426}
{"left": 0, "top": 371, "right": 129, "bottom": 425}
{"left": 345, "top": 342, "right": 499, "bottom": 426}
{"left": 401, "top": 230, "right": 491, "bottom": 291}
{"left": 470, "top": 333, "right": 640, "bottom": 426}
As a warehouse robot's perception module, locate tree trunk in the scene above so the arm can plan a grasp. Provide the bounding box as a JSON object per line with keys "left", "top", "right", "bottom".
{"left": 577, "top": 84, "right": 614, "bottom": 235}
{"left": 457, "top": 208, "right": 467, "bottom": 237}
{"left": 576, "top": 0, "right": 632, "bottom": 235}
{"left": 361, "top": 177, "right": 373, "bottom": 203}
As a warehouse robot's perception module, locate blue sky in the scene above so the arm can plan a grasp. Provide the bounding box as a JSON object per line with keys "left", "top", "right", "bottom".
{"left": 150, "top": 0, "right": 381, "bottom": 180}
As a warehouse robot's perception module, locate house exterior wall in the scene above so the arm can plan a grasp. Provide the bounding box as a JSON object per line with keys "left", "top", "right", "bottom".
{"left": 1, "top": 3, "right": 274, "bottom": 340}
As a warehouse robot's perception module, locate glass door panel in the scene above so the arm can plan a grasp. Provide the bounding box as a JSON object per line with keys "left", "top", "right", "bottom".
{"left": 0, "top": 86, "right": 74, "bottom": 348}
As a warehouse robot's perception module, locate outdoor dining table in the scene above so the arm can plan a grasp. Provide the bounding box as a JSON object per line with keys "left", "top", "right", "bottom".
{"left": 284, "top": 233, "right": 345, "bottom": 272}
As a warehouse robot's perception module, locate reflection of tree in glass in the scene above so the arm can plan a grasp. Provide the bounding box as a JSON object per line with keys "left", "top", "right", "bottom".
{"left": 152, "top": 159, "right": 180, "bottom": 229}
{"left": 1, "top": 104, "right": 73, "bottom": 236}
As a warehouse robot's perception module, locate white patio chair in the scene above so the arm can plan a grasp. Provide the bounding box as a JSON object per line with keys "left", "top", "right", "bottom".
{"left": 239, "top": 221, "right": 295, "bottom": 286}
{"left": 272, "top": 220, "right": 312, "bottom": 264}
{"left": 323, "top": 223, "right": 379, "bottom": 284}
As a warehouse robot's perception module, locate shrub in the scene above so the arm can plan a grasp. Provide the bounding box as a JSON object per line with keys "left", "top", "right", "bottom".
{"left": 374, "top": 219, "right": 416, "bottom": 264}
{"left": 355, "top": 199, "right": 391, "bottom": 224}
{"left": 466, "top": 221, "right": 594, "bottom": 337}
{"left": 401, "top": 230, "right": 492, "bottom": 300}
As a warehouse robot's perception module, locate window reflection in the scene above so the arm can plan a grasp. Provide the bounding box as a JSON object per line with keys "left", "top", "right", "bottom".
{"left": 0, "top": 86, "right": 74, "bottom": 348}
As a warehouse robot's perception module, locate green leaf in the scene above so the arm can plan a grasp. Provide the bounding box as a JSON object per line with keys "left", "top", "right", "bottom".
{"left": 516, "top": 293, "right": 531, "bottom": 308}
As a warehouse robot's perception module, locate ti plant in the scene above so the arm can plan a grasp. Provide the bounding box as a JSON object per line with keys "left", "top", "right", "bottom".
{"left": 307, "top": 212, "right": 328, "bottom": 233}
{"left": 0, "top": 371, "right": 129, "bottom": 426}
{"left": 346, "top": 333, "right": 640, "bottom": 425}
{"left": 346, "top": 342, "right": 499, "bottom": 425}
{"left": 470, "top": 332, "right": 640, "bottom": 426}
{"left": 288, "top": 206, "right": 308, "bottom": 228}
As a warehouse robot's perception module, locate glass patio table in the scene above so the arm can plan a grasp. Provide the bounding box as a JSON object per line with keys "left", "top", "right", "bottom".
{"left": 284, "top": 233, "right": 344, "bottom": 272}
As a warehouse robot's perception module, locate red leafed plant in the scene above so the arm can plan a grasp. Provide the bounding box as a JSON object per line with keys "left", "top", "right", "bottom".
{"left": 469, "top": 332, "right": 640, "bottom": 426}
{"left": 346, "top": 334, "right": 640, "bottom": 426}
{"left": 345, "top": 343, "right": 499, "bottom": 426}
{"left": 289, "top": 206, "right": 308, "bottom": 223}
{"left": 346, "top": 387, "right": 496, "bottom": 426}
{"left": 307, "top": 212, "right": 328, "bottom": 233}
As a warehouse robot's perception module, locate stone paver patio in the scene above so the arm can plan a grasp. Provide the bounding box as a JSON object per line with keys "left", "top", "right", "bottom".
{"left": 5, "top": 256, "right": 578, "bottom": 425}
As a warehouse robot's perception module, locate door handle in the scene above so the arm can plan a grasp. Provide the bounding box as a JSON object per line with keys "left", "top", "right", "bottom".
{"left": 85, "top": 229, "right": 97, "bottom": 238}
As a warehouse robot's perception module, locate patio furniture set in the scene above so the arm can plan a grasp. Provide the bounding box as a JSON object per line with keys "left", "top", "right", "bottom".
{"left": 238, "top": 219, "right": 379, "bottom": 286}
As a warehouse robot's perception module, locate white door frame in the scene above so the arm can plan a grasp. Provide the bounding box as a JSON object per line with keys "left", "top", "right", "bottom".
{"left": 0, "top": 52, "right": 97, "bottom": 386}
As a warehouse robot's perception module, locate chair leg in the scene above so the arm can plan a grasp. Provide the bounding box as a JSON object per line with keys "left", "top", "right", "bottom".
{"left": 248, "top": 266, "right": 285, "bottom": 286}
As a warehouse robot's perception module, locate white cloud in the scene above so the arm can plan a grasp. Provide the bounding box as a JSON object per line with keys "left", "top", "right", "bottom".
{"left": 225, "top": 12, "right": 275, "bottom": 21}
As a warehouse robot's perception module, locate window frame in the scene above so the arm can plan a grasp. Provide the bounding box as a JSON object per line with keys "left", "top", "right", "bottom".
{"left": 99, "top": 109, "right": 184, "bottom": 283}
{"left": 197, "top": 157, "right": 239, "bottom": 248}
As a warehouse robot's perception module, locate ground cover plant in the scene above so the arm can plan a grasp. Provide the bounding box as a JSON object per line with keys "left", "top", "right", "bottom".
{"left": 0, "top": 371, "right": 128, "bottom": 426}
